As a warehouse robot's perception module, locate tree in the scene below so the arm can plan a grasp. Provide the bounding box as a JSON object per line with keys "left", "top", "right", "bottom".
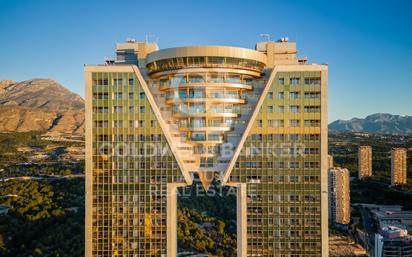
{"left": 216, "top": 220, "right": 225, "bottom": 234}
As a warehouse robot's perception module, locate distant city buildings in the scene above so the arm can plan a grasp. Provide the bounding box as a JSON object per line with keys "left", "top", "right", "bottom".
{"left": 328, "top": 154, "right": 334, "bottom": 168}
{"left": 391, "top": 148, "right": 408, "bottom": 186}
{"left": 359, "top": 146, "right": 373, "bottom": 179}
{"left": 328, "top": 167, "right": 351, "bottom": 225}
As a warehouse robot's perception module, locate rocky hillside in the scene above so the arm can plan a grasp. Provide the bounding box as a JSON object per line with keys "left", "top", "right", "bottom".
{"left": 329, "top": 113, "right": 412, "bottom": 134}
{"left": 0, "top": 79, "right": 84, "bottom": 110}
{"left": 0, "top": 79, "right": 85, "bottom": 138}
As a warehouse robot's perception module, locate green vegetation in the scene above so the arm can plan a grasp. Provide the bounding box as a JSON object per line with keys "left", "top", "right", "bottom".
{"left": 2, "top": 162, "right": 84, "bottom": 178}
{"left": 0, "top": 132, "right": 43, "bottom": 165}
{"left": 0, "top": 131, "right": 410, "bottom": 256}
{"left": 178, "top": 208, "right": 236, "bottom": 256}
{"left": 329, "top": 132, "right": 412, "bottom": 184}
{"left": 330, "top": 132, "right": 412, "bottom": 207}
{"left": 350, "top": 178, "right": 412, "bottom": 209}
{"left": 0, "top": 179, "right": 84, "bottom": 257}
{"left": 177, "top": 182, "right": 237, "bottom": 256}
{"left": 178, "top": 182, "right": 237, "bottom": 230}
{"left": 0, "top": 132, "right": 84, "bottom": 168}
{"left": 0, "top": 132, "right": 84, "bottom": 179}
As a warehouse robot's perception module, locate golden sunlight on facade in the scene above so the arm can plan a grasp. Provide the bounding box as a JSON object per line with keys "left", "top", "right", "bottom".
{"left": 391, "top": 148, "right": 408, "bottom": 186}
{"left": 85, "top": 37, "right": 328, "bottom": 257}
{"left": 328, "top": 167, "right": 350, "bottom": 225}
{"left": 358, "top": 146, "right": 372, "bottom": 179}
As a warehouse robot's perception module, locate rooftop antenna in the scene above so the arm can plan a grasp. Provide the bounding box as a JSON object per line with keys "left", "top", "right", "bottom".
{"left": 260, "top": 33, "right": 271, "bottom": 42}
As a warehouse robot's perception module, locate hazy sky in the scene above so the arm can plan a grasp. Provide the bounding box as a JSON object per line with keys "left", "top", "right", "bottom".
{"left": 0, "top": 0, "right": 411, "bottom": 121}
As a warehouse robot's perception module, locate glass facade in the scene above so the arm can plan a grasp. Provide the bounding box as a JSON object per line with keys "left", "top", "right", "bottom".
{"left": 229, "top": 72, "right": 323, "bottom": 257}
{"left": 150, "top": 71, "right": 259, "bottom": 171}
{"left": 91, "top": 72, "right": 185, "bottom": 256}
{"left": 147, "top": 56, "right": 265, "bottom": 74}
{"left": 86, "top": 42, "right": 327, "bottom": 257}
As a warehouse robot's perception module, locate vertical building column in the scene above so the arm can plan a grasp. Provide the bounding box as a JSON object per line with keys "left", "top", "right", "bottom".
{"left": 167, "top": 183, "right": 187, "bottom": 257}
{"left": 84, "top": 70, "right": 93, "bottom": 257}
{"left": 320, "top": 69, "right": 329, "bottom": 257}
{"left": 237, "top": 183, "right": 247, "bottom": 257}
{"left": 167, "top": 183, "right": 178, "bottom": 257}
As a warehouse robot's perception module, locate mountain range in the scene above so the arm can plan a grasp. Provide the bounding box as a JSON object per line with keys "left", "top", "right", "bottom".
{"left": 0, "top": 79, "right": 84, "bottom": 138}
{"left": 329, "top": 113, "right": 412, "bottom": 134}
{"left": 0, "top": 79, "right": 411, "bottom": 137}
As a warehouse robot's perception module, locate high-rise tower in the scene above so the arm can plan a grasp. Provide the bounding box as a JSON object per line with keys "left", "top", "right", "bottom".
{"left": 391, "top": 148, "right": 408, "bottom": 186}
{"left": 85, "top": 38, "right": 328, "bottom": 257}
{"left": 328, "top": 167, "right": 350, "bottom": 225}
{"left": 358, "top": 145, "right": 372, "bottom": 179}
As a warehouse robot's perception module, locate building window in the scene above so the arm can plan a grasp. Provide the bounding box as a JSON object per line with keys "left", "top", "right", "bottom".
{"left": 139, "top": 92, "right": 145, "bottom": 100}
{"left": 304, "top": 92, "right": 321, "bottom": 99}
{"left": 129, "top": 106, "right": 135, "bottom": 113}
{"left": 304, "top": 120, "right": 320, "bottom": 127}
{"left": 277, "top": 92, "right": 284, "bottom": 99}
{"left": 113, "top": 78, "right": 123, "bottom": 86}
{"left": 140, "top": 106, "right": 145, "bottom": 113}
{"left": 268, "top": 106, "right": 273, "bottom": 113}
{"left": 128, "top": 78, "right": 134, "bottom": 85}
{"left": 290, "top": 78, "right": 300, "bottom": 85}
{"left": 304, "top": 134, "right": 320, "bottom": 140}
{"left": 93, "top": 79, "right": 108, "bottom": 86}
{"left": 189, "top": 74, "right": 205, "bottom": 83}
{"left": 273, "top": 120, "right": 284, "bottom": 127}
{"left": 129, "top": 120, "right": 136, "bottom": 128}
{"left": 113, "top": 92, "right": 123, "bottom": 100}
{"left": 290, "top": 106, "right": 300, "bottom": 113}
{"left": 304, "top": 161, "right": 320, "bottom": 168}
{"left": 289, "top": 134, "right": 300, "bottom": 140}
{"left": 98, "top": 134, "right": 108, "bottom": 141}
{"left": 151, "top": 120, "right": 157, "bottom": 128}
{"left": 274, "top": 134, "right": 285, "bottom": 140}
{"left": 95, "top": 120, "right": 108, "bottom": 128}
{"left": 289, "top": 119, "right": 300, "bottom": 127}
{"left": 304, "top": 106, "right": 320, "bottom": 113}
{"left": 290, "top": 176, "right": 300, "bottom": 183}
{"left": 268, "top": 92, "right": 273, "bottom": 99}
{"left": 305, "top": 147, "right": 320, "bottom": 154}
{"left": 277, "top": 106, "right": 285, "bottom": 113}
{"left": 304, "top": 77, "right": 321, "bottom": 85}
{"left": 289, "top": 92, "right": 300, "bottom": 99}
{"left": 95, "top": 106, "right": 108, "bottom": 113}
{"left": 278, "top": 78, "right": 285, "bottom": 85}
{"left": 114, "top": 120, "right": 123, "bottom": 128}
{"left": 113, "top": 106, "right": 123, "bottom": 113}
{"left": 151, "top": 134, "right": 161, "bottom": 141}
{"left": 251, "top": 134, "right": 262, "bottom": 140}
{"left": 257, "top": 120, "right": 263, "bottom": 127}
{"left": 93, "top": 93, "right": 108, "bottom": 99}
